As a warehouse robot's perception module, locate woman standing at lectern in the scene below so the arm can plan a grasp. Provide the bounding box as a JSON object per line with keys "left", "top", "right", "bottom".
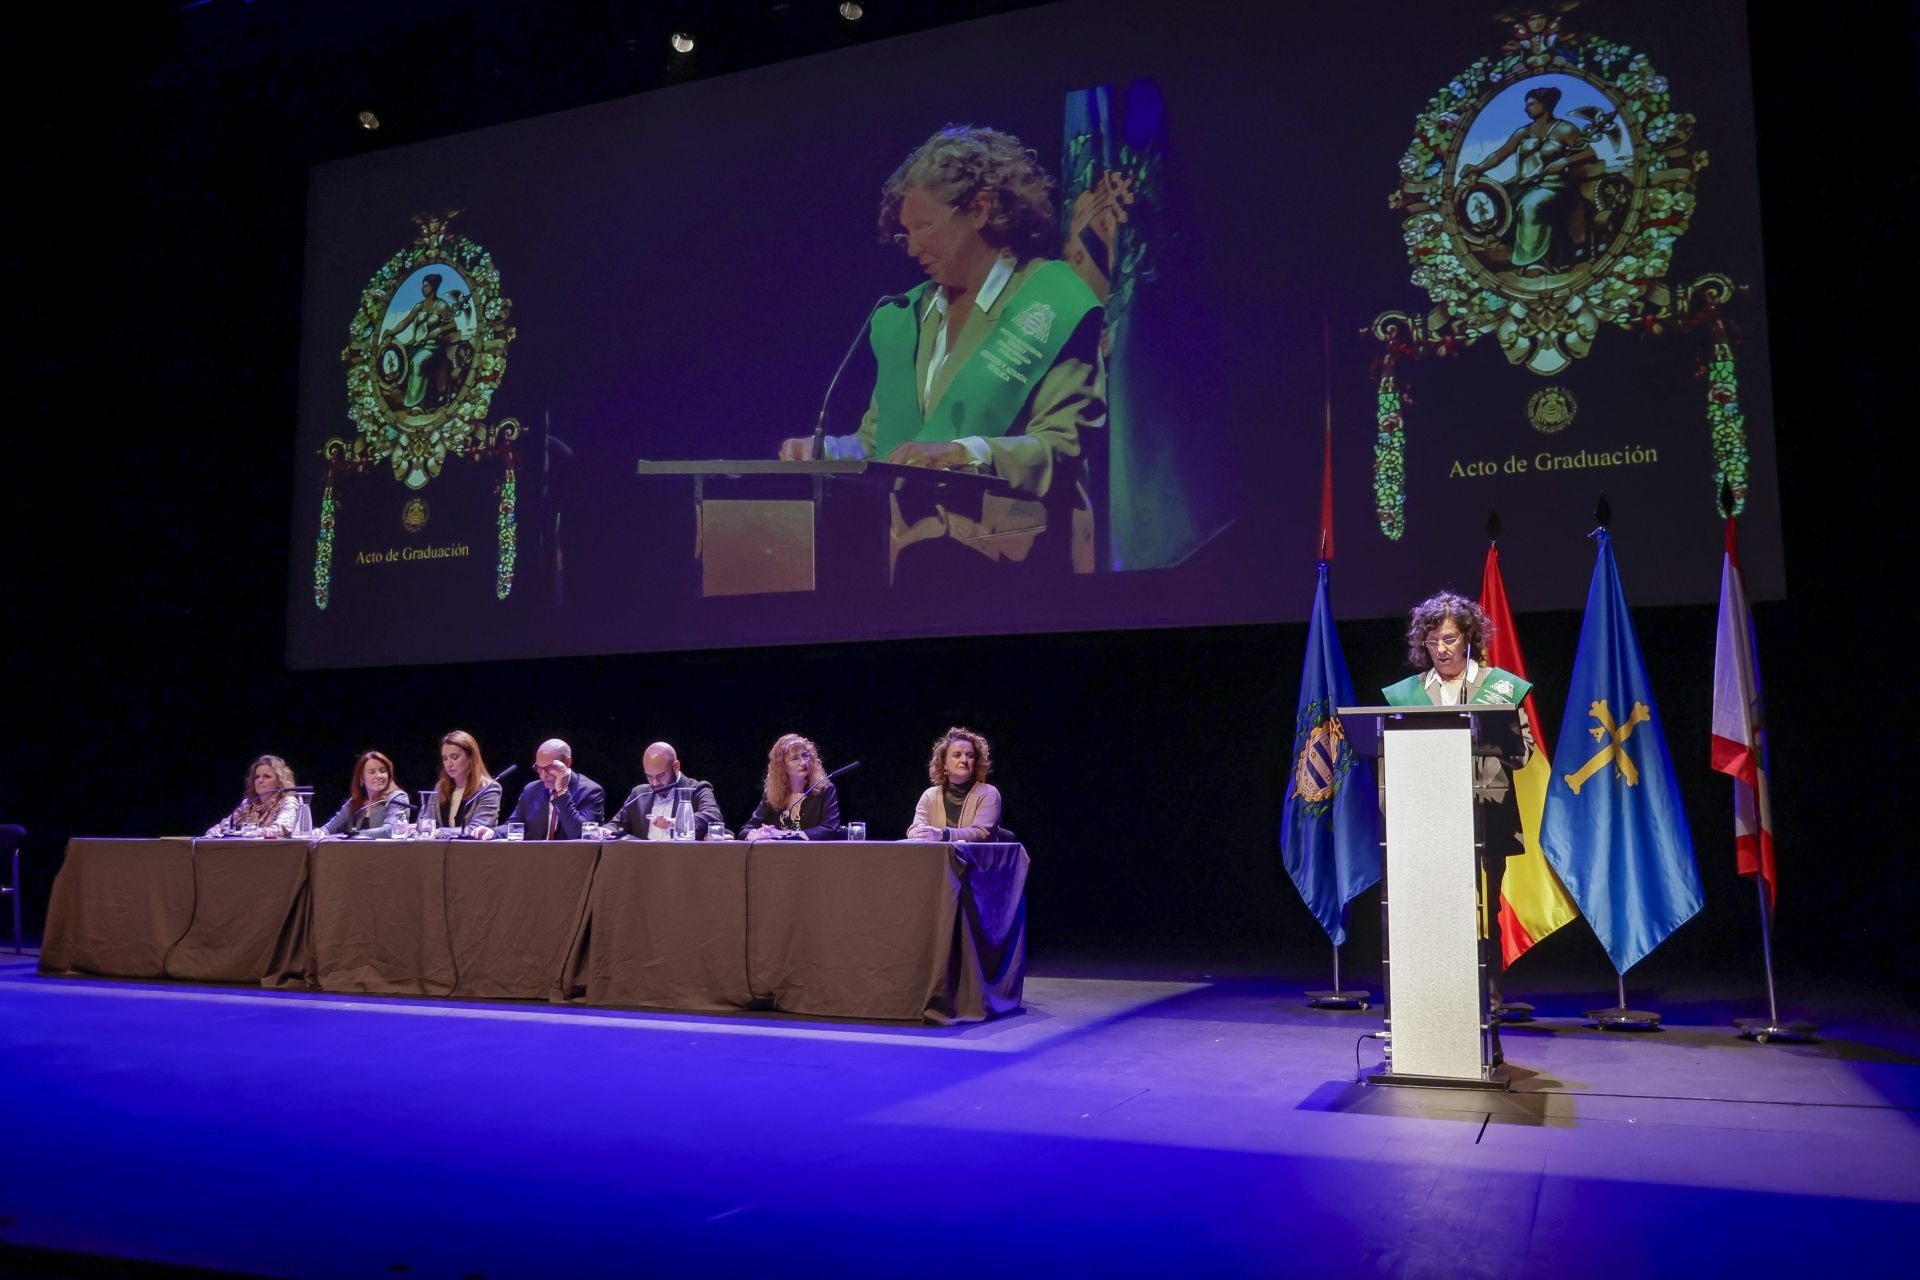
{"left": 742, "top": 733, "right": 841, "bottom": 841}
{"left": 1382, "top": 591, "right": 1536, "bottom": 1060}
{"left": 907, "top": 726, "right": 1002, "bottom": 842}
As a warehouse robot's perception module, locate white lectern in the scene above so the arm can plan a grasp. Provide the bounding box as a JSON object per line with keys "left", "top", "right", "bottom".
{"left": 1340, "top": 704, "right": 1521, "bottom": 1090}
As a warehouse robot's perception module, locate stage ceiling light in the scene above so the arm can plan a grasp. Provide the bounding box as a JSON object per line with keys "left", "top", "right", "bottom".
{"left": 839, "top": 2, "right": 865, "bottom": 20}
{"left": 670, "top": 31, "right": 695, "bottom": 54}
{"left": 356, "top": 110, "right": 380, "bottom": 130}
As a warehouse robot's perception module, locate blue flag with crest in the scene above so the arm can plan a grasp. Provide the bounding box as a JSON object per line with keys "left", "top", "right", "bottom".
{"left": 1279, "top": 562, "right": 1381, "bottom": 945}
{"left": 1540, "top": 530, "right": 1703, "bottom": 974}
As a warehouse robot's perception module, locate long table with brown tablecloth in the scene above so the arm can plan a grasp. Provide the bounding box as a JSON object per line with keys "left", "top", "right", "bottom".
{"left": 39, "top": 838, "right": 1028, "bottom": 1023}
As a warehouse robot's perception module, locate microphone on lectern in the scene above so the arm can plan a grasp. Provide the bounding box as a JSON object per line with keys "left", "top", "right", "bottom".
{"left": 811, "top": 296, "right": 911, "bottom": 460}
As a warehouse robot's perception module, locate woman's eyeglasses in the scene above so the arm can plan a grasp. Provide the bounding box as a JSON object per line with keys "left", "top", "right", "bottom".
{"left": 891, "top": 204, "right": 960, "bottom": 249}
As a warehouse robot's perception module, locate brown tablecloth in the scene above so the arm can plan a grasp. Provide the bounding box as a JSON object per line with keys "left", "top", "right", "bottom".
{"left": 305, "top": 839, "right": 596, "bottom": 998}
{"left": 41, "top": 839, "right": 198, "bottom": 977}
{"left": 560, "top": 839, "right": 752, "bottom": 1011}
{"left": 446, "top": 841, "right": 599, "bottom": 999}
{"left": 745, "top": 840, "right": 1028, "bottom": 1023}
{"left": 39, "top": 837, "right": 1029, "bottom": 1023}
{"left": 164, "top": 840, "right": 313, "bottom": 983}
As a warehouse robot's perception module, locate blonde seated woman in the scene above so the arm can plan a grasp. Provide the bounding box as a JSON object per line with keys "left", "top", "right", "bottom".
{"left": 907, "top": 726, "right": 1002, "bottom": 843}
{"left": 205, "top": 755, "right": 301, "bottom": 839}
{"left": 741, "top": 733, "right": 842, "bottom": 841}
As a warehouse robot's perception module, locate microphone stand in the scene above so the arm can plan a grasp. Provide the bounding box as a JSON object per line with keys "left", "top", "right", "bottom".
{"left": 812, "top": 297, "right": 909, "bottom": 459}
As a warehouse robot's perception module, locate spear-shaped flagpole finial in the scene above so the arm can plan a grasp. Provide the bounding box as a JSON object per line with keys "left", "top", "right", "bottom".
{"left": 1719, "top": 479, "right": 1736, "bottom": 520}
{"left": 1486, "top": 509, "right": 1502, "bottom": 543}
{"left": 1594, "top": 492, "right": 1612, "bottom": 529}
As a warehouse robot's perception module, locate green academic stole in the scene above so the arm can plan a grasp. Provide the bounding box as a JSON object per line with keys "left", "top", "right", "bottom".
{"left": 870, "top": 260, "right": 1099, "bottom": 462}
{"left": 1381, "top": 666, "right": 1533, "bottom": 708}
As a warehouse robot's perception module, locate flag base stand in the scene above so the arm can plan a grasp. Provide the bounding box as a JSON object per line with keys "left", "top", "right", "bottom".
{"left": 1306, "top": 943, "right": 1370, "bottom": 1009}
{"left": 1495, "top": 1001, "right": 1534, "bottom": 1022}
{"left": 1735, "top": 1016, "right": 1818, "bottom": 1045}
{"left": 1586, "top": 978, "right": 1660, "bottom": 1030}
{"left": 1305, "top": 989, "right": 1371, "bottom": 1010}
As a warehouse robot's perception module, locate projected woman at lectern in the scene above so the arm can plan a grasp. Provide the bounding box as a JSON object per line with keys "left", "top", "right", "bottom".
{"left": 778, "top": 125, "right": 1106, "bottom": 580}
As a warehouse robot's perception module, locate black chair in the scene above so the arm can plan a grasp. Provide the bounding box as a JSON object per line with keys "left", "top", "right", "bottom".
{"left": 0, "top": 825, "right": 24, "bottom": 953}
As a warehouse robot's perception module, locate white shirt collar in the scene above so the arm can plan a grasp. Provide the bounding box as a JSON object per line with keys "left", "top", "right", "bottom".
{"left": 926, "top": 253, "right": 1017, "bottom": 319}
{"left": 1423, "top": 659, "right": 1480, "bottom": 697}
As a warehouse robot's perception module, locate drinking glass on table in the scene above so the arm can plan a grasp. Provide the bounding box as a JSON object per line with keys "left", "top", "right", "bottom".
{"left": 845, "top": 821, "right": 868, "bottom": 841}
{"left": 505, "top": 822, "right": 525, "bottom": 842}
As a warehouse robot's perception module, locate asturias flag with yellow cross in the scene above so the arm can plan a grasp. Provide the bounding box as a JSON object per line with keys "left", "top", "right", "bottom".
{"left": 1540, "top": 529, "right": 1703, "bottom": 975}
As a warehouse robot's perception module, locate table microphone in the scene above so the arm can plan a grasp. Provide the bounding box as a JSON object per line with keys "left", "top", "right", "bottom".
{"left": 811, "top": 297, "right": 910, "bottom": 459}
{"left": 804, "top": 761, "right": 861, "bottom": 797}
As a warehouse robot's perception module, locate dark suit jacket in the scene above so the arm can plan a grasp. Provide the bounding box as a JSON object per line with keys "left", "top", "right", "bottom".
{"left": 605, "top": 774, "right": 725, "bottom": 839}
{"left": 505, "top": 772, "right": 605, "bottom": 840}
{"left": 748, "top": 781, "right": 841, "bottom": 841}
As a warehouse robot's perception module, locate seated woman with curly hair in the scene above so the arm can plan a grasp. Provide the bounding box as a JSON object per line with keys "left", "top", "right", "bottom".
{"left": 780, "top": 123, "right": 1106, "bottom": 579}
{"left": 741, "top": 733, "right": 842, "bottom": 841}
{"left": 907, "top": 726, "right": 1002, "bottom": 843}
{"left": 206, "top": 755, "right": 301, "bottom": 839}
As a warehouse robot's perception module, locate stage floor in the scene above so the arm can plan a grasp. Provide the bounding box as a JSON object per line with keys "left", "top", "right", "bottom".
{"left": 2, "top": 953, "right": 1917, "bottom": 1278}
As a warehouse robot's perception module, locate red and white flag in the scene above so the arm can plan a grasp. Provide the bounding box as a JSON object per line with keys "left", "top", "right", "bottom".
{"left": 1711, "top": 517, "right": 1776, "bottom": 908}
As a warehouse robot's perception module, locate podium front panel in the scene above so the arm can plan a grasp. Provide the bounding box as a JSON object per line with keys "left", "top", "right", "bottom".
{"left": 1383, "top": 724, "right": 1482, "bottom": 1079}
{"left": 698, "top": 499, "right": 816, "bottom": 596}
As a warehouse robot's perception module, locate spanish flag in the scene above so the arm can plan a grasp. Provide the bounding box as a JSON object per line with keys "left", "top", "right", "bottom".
{"left": 1480, "top": 543, "right": 1581, "bottom": 964}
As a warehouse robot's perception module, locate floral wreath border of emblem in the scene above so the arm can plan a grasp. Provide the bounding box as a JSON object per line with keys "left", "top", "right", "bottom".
{"left": 312, "top": 211, "right": 523, "bottom": 609}
{"left": 1366, "top": 6, "right": 1752, "bottom": 542}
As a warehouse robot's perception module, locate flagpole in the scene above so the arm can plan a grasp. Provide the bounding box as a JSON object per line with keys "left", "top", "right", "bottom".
{"left": 1714, "top": 492, "right": 1815, "bottom": 1044}
{"left": 1301, "top": 313, "right": 1370, "bottom": 1013}
{"left": 1732, "top": 779, "right": 1815, "bottom": 1043}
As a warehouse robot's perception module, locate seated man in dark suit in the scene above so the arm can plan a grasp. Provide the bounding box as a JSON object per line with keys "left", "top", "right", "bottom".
{"left": 603, "top": 741, "right": 726, "bottom": 840}
{"left": 474, "top": 738, "right": 604, "bottom": 840}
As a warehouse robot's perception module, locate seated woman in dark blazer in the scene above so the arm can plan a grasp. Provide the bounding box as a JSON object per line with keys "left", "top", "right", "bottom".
{"left": 316, "top": 750, "right": 409, "bottom": 839}
{"left": 907, "top": 726, "right": 1003, "bottom": 842}
{"left": 206, "top": 755, "right": 301, "bottom": 839}
{"left": 741, "top": 733, "right": 841, "bottom": 841}
{"left": 432, "top": 729, "right": 501, "bottom": 836}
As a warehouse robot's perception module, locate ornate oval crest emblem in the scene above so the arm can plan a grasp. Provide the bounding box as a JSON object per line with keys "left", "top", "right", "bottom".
{"left": 340, "top": 211, "right": 517, "bottom": 490}
{"left": 1526, "top": 384, "right": 1577, "bottom": 432}
{"left": 401, "top": 498, "right": 429, "bottom": 533}
{"left": 1389, "top": 18, "right": 1703, "bottom": 376}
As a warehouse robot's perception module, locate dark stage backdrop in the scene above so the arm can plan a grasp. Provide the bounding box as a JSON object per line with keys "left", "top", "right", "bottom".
{"left": 5, "top": 1, "right": 1913, "bottom": 996}
{"left": 288, "top": 0, "right": 1784, "bottom": 668}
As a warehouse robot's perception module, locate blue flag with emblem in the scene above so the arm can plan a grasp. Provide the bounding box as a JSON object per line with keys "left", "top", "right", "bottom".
{"left": 1539, "top": 529, "right": 1703, "bottom": 974}
{"left": 1280, "top": 562, "right": 1381, "bottom": 945}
